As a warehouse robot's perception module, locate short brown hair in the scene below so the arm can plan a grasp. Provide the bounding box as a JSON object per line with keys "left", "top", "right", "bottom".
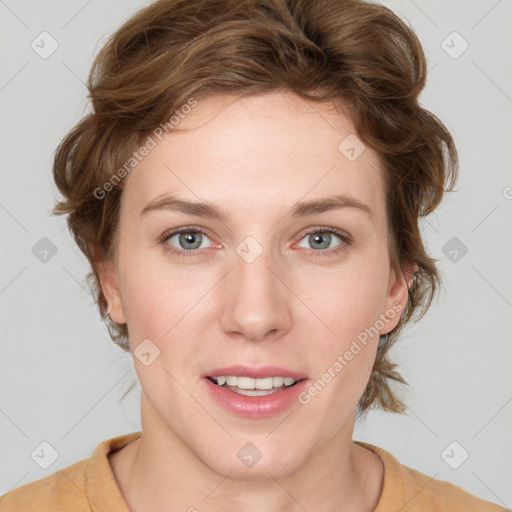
{"left": 52, "top": 0, "right": 458, "bottom": 416}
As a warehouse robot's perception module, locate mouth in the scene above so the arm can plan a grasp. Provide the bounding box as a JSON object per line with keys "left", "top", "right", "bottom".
{"left": 206, "top": 375, "right": 304, "bottom": 397}
{"left": 202, "top": 372, "right": 310, "bottom": 418}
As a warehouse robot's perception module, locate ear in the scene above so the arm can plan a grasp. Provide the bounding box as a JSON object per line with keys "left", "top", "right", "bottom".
{"left": 381, "top": 261, "right": 417, "bottom": 334}
{"left": 97, "top": 259, "right": 127, "bottom": 325}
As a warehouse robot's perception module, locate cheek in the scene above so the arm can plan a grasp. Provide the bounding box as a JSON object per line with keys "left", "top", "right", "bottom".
{"left": 117, "top": 261, "right": 178, "bottom": 343}
{"left": 299, "top": 261, "right": 389, "bottom": 385}
{"left": 301, "top": 277, "right": 384, "bottom": 414}
{"left": 119, "top": 255, "right": 217, "bottom": 346}
{"left": 304, "top": 264, "right": 389, "bottom": 344}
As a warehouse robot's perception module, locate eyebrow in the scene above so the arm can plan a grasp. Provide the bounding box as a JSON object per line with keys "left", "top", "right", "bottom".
{"left": 140, "top": 193, "right": 373, "bottom": 223}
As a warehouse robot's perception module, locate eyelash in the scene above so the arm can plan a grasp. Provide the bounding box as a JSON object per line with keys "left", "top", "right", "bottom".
{"left": 158, "top": 226, "right": 351, "bottom": 259}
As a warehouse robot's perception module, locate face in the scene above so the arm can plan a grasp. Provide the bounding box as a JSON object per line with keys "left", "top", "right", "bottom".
{"left": 100, "top": 90, "right": 411, "bottom": 479}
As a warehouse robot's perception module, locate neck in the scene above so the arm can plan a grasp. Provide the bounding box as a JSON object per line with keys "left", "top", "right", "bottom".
{"left": 109, "top": 395, "right": 384, "bottom": 512}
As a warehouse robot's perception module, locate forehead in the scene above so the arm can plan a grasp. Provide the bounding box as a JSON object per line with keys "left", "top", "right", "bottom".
{"left": 122, "top": 91, "right": 384, "bottom": 222}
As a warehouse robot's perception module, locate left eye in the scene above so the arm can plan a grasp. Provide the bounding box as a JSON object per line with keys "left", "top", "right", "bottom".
{"left": 297, "top": 229, "right": 345, "bottom": 251}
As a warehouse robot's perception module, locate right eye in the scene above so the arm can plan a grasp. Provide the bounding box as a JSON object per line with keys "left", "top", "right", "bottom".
{"left": 159, "top": 228, "right": 217, "bottom": 258}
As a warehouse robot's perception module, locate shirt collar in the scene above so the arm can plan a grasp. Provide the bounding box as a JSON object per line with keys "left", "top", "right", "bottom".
{"left": 86, "top": 431, "right": 142, "bottom": 512}
{"left": 353, "top": 440, "right": 406, "bottom": 510}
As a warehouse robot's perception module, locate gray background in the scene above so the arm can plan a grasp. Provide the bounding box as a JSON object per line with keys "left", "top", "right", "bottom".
{"left": 1, "top": 0, "right": 511, "bottom": 507}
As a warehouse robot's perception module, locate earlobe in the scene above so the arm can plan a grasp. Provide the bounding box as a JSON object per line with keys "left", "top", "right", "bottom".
{"left": 97, "top": 260, "right": 127, "bottom": 325}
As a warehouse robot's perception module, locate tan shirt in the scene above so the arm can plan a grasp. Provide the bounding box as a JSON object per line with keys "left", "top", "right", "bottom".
{"left": 0, "top": 431, "right": 506, "bottom": 511}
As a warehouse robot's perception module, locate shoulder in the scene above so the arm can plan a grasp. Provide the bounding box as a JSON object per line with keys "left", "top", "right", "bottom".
{"left": 397, "top": 462, "right": 507, "bottom": 511}
{"left": 0, "top": 458, "right": 89, "bottom": 512}
{"left": 354, "top": 440, "right": 508, "bottom": 512}
{"left": 0, "top": 431, "right": 140, "bottom": 512}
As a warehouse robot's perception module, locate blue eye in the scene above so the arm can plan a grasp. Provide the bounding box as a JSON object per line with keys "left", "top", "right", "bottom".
{"left": 159, "top": 226, "right": 351, "bottom": 259}
{"left": 160, "top": 228, "right": 214, "bottom": 258}
{"left": 297, "top": 228, "right": 351, "bottom": 258}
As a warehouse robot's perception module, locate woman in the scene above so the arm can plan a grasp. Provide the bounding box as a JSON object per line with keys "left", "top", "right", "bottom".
{"left": 1, "top": 0, "right": 506, "bottom": 510}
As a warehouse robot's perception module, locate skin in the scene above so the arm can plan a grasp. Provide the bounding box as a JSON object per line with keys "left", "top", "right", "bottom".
{"left": 100, "top": 90, "right": 414, "bottom": 512}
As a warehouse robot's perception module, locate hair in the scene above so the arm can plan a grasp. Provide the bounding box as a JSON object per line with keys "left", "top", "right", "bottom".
{"left": 52, "top": 0, "right": 458, "bottom": 417}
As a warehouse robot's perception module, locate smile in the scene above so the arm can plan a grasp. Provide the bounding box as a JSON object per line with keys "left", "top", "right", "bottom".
{"left": 207, "top": 375, "right": 300, "bottom": 396}
{"left": 203, "top": 376, "right": 308, "bottom": 418}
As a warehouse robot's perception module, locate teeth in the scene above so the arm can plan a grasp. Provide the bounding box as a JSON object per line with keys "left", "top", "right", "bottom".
{"left": 229, "top": 388, "right": 281, "bottom": 396}
{"left": 273, "top": 377, "right": 284, "bottom": 388}
{"left": 211, "top": 376, "right": 298, "bottom": 389}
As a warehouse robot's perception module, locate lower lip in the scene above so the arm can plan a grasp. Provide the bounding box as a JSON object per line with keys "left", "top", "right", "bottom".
{"left": 203, "top": 377, "right": 309, "bottom": 419}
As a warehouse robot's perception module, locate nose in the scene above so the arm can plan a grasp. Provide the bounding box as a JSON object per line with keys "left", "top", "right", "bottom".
{"left": 219, "top": 243, "right": 292, "bottom": 343}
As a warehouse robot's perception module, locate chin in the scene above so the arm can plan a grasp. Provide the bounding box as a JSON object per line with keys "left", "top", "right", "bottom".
{"left": 199, "top": 442, "right": 307, "bottom": 481}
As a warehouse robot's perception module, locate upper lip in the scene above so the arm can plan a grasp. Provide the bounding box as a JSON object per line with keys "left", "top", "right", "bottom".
{"left": 202, "top": 365, "right": 308, "bottom": 380}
